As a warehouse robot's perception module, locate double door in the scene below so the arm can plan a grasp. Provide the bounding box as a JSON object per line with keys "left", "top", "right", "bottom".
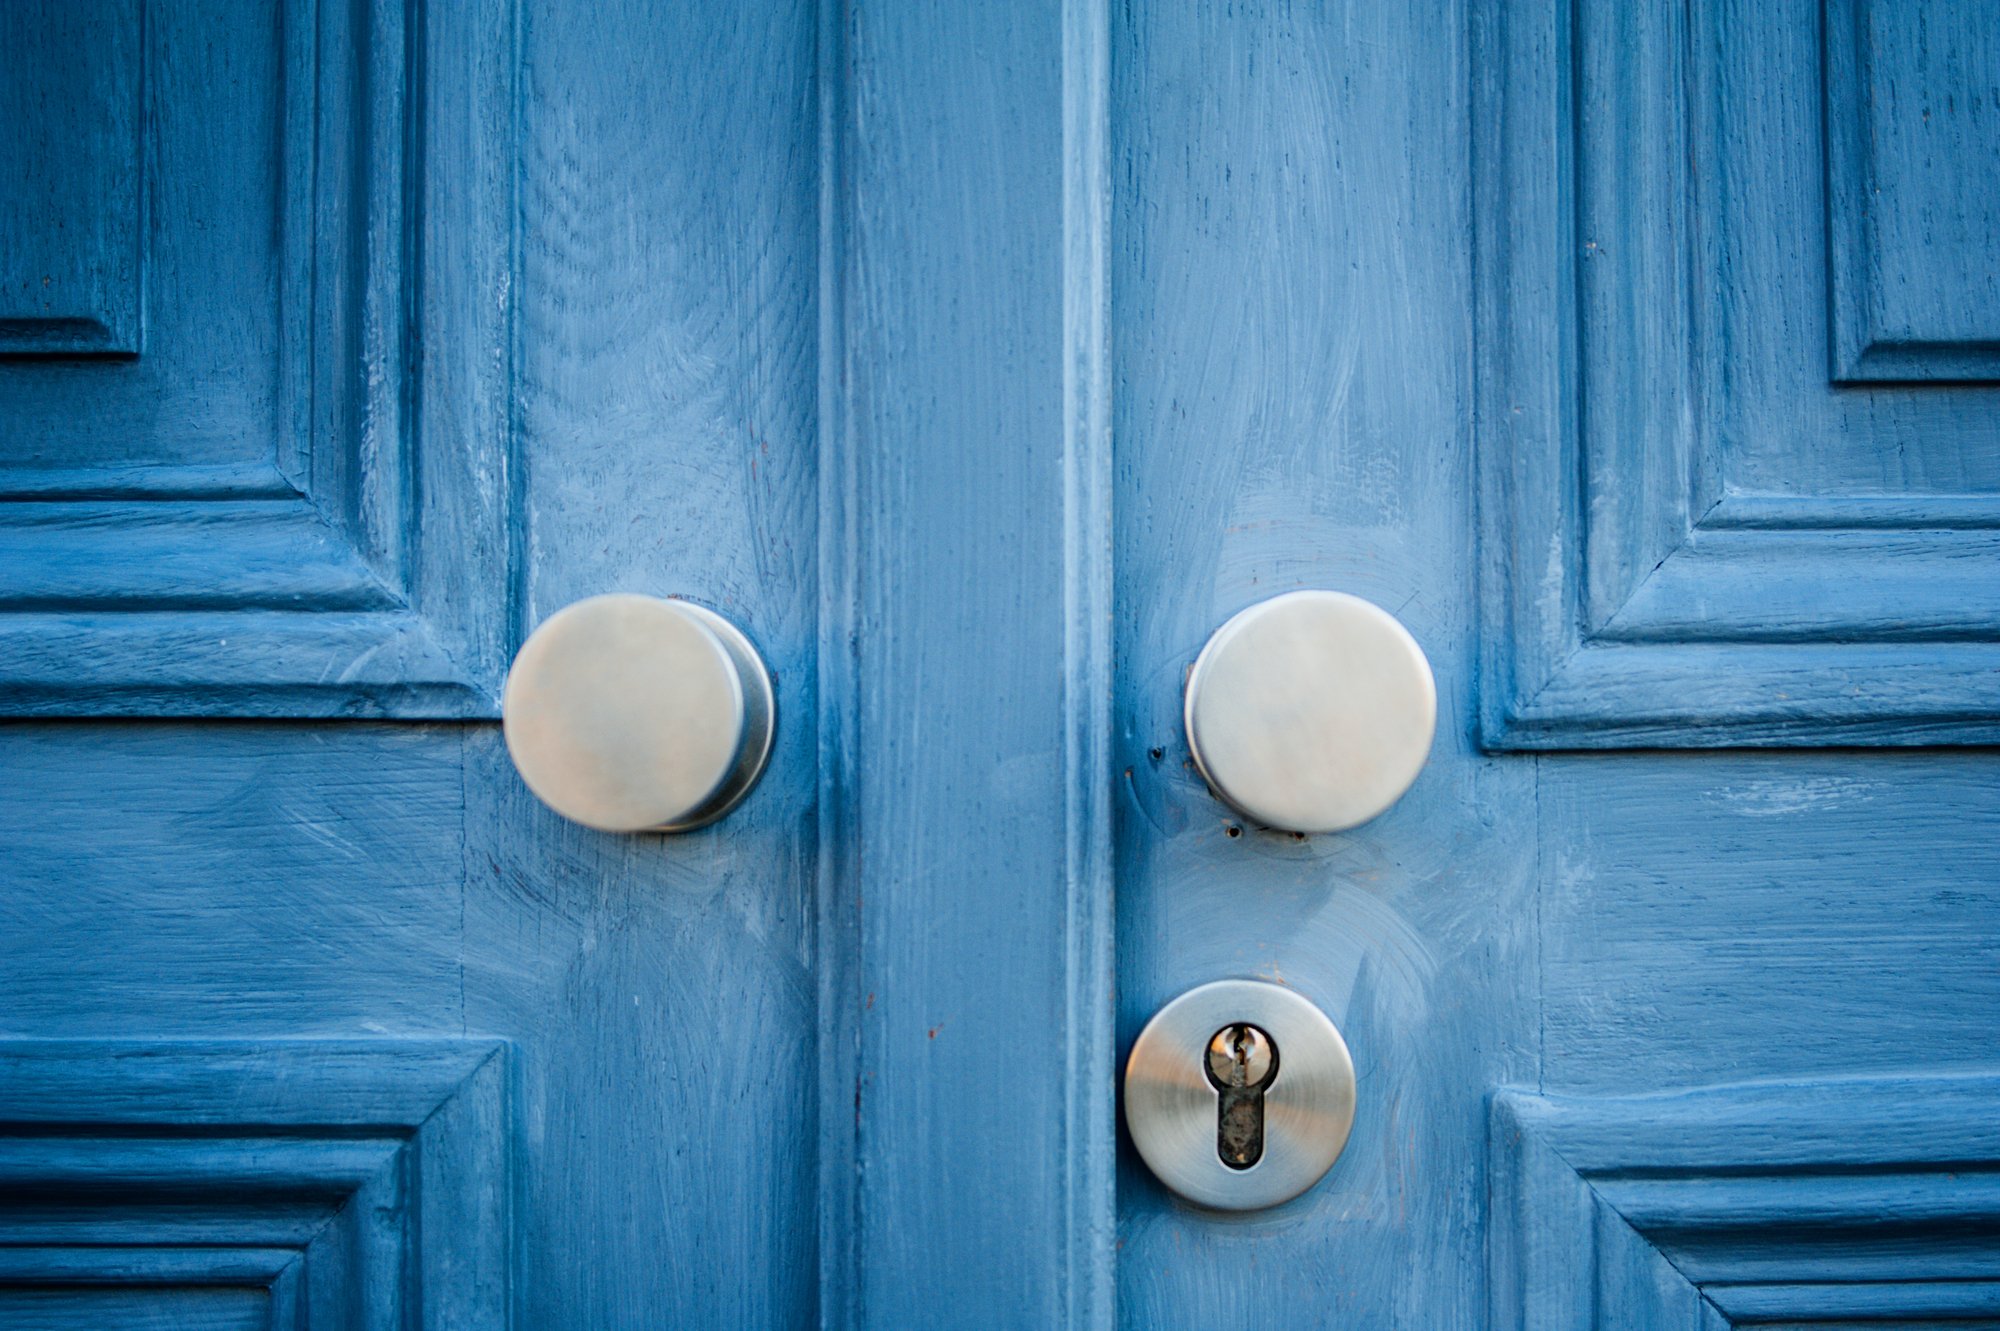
{"left": 2, "top": 2, "right": 1996, "bottom": 1327}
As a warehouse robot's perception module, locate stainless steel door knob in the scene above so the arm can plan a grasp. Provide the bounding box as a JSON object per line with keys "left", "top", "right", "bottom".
{"left": 1125, "top": 979, "right": 1356, "bottom": 1210}
{"left": 1185, "top": 590, "right": 1435, "bottom": 834}
{"left": 502, "top": 594, "right": 775, "bottom": 833}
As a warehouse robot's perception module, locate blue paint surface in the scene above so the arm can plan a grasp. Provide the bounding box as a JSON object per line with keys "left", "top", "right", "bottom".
{"left": 0, "top": 1041, "right": 508, "bottom": 1329}
{"left": 1478, "top": 0, "right": 2000, "bottom": 745}
{"left": 1493, "top": 1074, "right": 2000, "bottom": 1328}
{"left": 0, "top": 3, "right": 143, "bottom": 355}
{"left": 0, "top": 0, "right": 511, "bottom": 716}
{"left": 0, "top": 1, "right": 1994, "bottom": 1328}
{"left": 1117, "top": 0, "right": 1998, "bottom": 1327}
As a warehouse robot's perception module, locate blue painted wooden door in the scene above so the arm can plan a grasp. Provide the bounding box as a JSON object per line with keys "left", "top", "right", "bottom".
{"left": 3, "top": 2, "right": 1996, "bottom": 1329}
{"left": 0, "top": 2, "right": 821, "bottom": 1325}
{"left": 1113, "top": 1, "right": 2000, "bottom": 1328}
{"left": 0, "top": 1, "right": 1105, "bottom": 1326}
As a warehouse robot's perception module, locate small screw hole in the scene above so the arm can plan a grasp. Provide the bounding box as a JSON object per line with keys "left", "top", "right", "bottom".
{"left": 1225, "top": 825, "right": 1241, "bottom": 839}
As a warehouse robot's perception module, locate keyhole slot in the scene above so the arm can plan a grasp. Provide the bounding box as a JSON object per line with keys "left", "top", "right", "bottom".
{"left": 1203, "top": 1023, "right": 1279, "bottom": 1170}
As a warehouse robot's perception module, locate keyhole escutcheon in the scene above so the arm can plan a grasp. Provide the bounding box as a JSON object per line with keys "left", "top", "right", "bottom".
{"left": 1204, "top": 1023, "right": 1278, "bottom": 1169}
{"left": 1125, "top": 979, "right": 1355, "bottom": 1210}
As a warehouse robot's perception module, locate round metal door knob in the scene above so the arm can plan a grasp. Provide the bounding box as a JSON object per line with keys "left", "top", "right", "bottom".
{"left": 1125, "top": 979, "right": 1356, "bottom": 1211}
{"left": 502, "top": 594, "right": 775, "bottom": 833}
{"left": 1184, "top": 590, "right": 1435, "bottom": 834}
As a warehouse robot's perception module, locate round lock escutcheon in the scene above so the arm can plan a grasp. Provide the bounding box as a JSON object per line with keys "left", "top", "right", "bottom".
{"left": 502, "top": 594, "right": 775, "bottom": 833}
{"left": 1125, "top": 979, "right": 1356, "bottom": 1211}
{"left": 1185, "top": 590, "right": 1436, "bottom": 834}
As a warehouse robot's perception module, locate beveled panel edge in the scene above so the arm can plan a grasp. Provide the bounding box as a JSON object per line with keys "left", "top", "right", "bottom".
{"left": 1472, "top": 0, "right": 2000, "bottom": 749}
{"left": 1491, "top": 1076, "right": 2000, "bottom": 1331}
{"left": 1822, "top": 0, "right": 2000, "bottom": 384}
{"left": 0, "top": 0, "right": 515, "bottom": 718}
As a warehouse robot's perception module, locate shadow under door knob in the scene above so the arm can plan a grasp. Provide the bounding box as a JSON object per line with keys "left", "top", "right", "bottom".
{"left": 502, "top": 594, "right": 775, "bottom": 833}
{"left": 1184, "top": 590, "right": 1434, "bottom": 834}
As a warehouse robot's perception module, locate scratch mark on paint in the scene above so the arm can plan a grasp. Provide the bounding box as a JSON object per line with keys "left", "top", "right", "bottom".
{"left": 1715, "top": 776, "right": 1877, "bottom": 816}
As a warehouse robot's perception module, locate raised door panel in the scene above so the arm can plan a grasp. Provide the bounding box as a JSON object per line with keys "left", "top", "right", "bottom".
{"left": 1827, "top": 0, "right": 2000, "bottom": 381}
{"left": 0, "top": 1042, "right": 509, "bottom": 1329}
{"left": 0, "top": 3, "right": 144, "bottom": 356}
{"left": 1492, "top": 1078, "right": 2000, "bottom": 1331}
{"left": 0, "top": 0, "right": 510, "bottom": 716}
{"left": 1477, "top": 0, "right": 2000, "bottom": 746}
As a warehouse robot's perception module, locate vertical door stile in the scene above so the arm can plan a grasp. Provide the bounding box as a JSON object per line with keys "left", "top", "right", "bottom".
{"left": 816, "top": 0, "right": 1118, "bottom": 1325}
{"left": 815, "top": 0, "right": 862, "bottom": 1320}
{"left": 1060, "top": 0, "right": 1118, "bottom": 1324}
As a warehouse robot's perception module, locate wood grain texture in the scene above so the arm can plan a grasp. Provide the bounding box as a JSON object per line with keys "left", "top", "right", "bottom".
{"left": 4, "top": 1, "right": 1997, "bottom": 1327}
{"left": 0, "top": 0, "right": 289, "bottom": 475}
{"left": 1475, "top": 0, "right": 2000, "bottom": 747}
{"left": 1112, "top": 2, "right": 1539, "bottom": 1327}
{"left": 1119, "top": 1, "right": 1997, "bottom": 1326}
{"left": 1826, "top": 0, "right": 2000, "bottom": 381}
{"left": 818, "top": 0, "right": 1118, "bottom": 1323}
{"left": 1, "top": 0, "right": 828, "bottom": 1323}
{"left": 0, "top": 1289, "right": 269, "bottom": 1331}
{"left": 0, "top": 1040, "right": 509, "bottom": 1330}
{"left": 467, "top": 0, "right": 823, "bottom": 1325}
{"left": 0, "top": 0, "right": 513, "bottom": 716}
{"left": 1538, "top": 750, "right": 2000, "bottom": 1092}
{"left": 1493, "top": 1075, "right": 2000, "bottom": 1331}
{"left": 0, "top": 1, "right": 143, "bottom": 355}
{"left": 0, "top": 724, "right": 466, "bottom": 1033}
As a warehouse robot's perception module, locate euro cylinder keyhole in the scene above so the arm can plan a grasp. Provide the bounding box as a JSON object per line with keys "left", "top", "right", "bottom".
{"left": 1203, "top": 1023, "right": 1278, "bottom": 1169}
